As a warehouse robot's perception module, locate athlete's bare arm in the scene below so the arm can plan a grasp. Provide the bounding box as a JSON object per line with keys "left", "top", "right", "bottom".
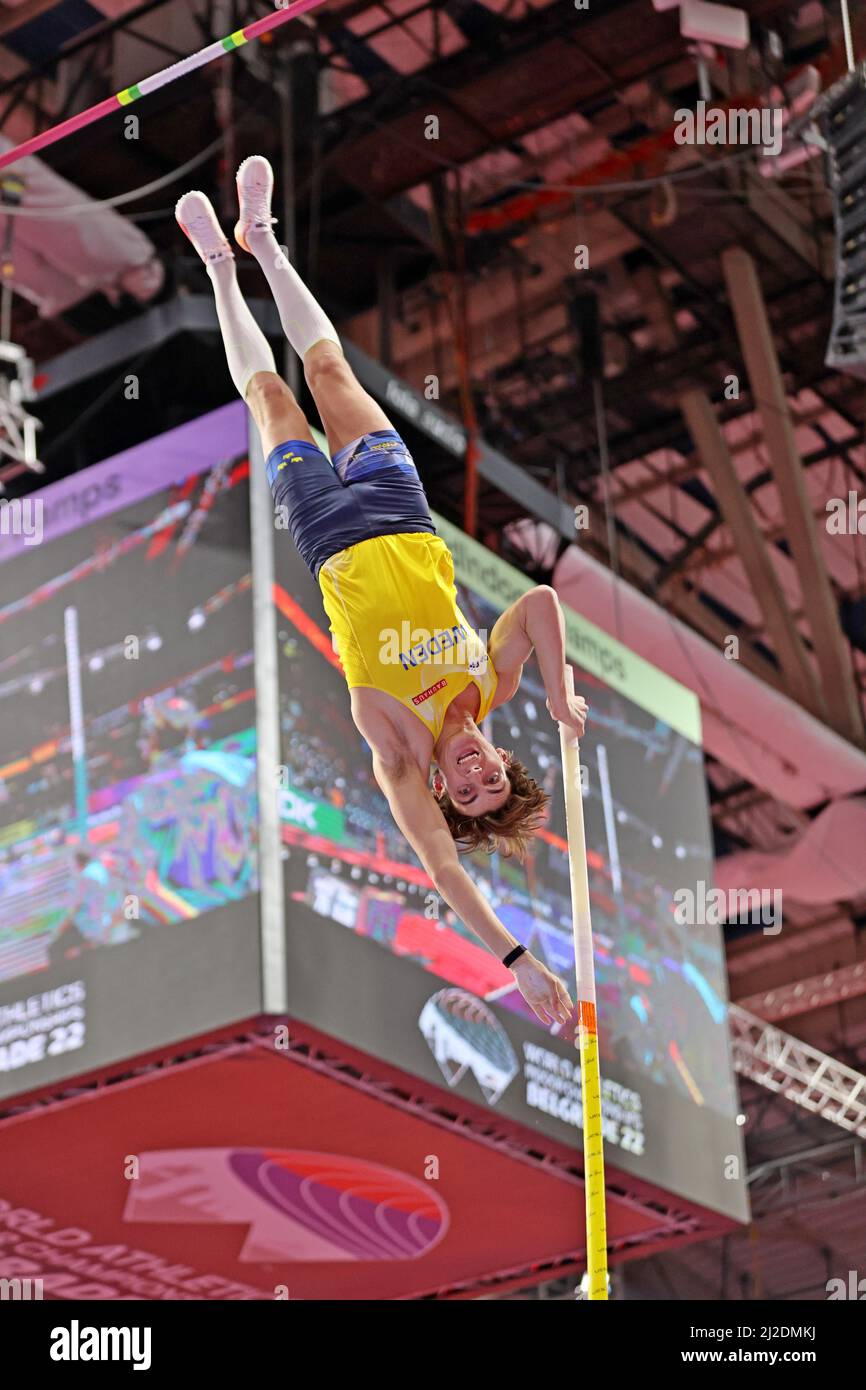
{"left": 371, "top": 749, "right": 573, "bottom": 1026}
{"left": 488, "top": 585, "right": 587, "bottom": 736}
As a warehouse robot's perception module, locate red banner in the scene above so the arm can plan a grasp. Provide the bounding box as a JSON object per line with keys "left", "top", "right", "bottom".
{"left": 0, "top": 1041, "right": 660, "bottom": 1299}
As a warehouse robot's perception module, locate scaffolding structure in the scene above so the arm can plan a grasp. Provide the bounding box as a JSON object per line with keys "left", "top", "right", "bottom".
{"left": 730, "top": 1004, "right": 866, "bottom": 1139}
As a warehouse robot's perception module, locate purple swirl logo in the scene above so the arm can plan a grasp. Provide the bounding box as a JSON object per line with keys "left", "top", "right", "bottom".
{"left": 122, "top": 1148, "right": 449, "bottom": 1262}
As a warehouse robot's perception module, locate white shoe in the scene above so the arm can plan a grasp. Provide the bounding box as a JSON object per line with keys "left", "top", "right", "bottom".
{"left": 175, "top": 191, "right": 234, "bottom": 265}
{"left": 235, "top": 154, "right": 276, "bottom": 252}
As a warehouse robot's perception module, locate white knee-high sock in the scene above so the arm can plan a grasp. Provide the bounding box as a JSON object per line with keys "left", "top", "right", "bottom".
{"left": 207, "top": 256, "right": 277, "bottom": 400}
{"left": 245, "top": 226, "right": 341, "bottom": 361}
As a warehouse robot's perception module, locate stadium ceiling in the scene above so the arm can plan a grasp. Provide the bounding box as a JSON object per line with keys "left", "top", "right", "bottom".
{"left": 2, "top": 0, "right": 866, "bottom": 1297}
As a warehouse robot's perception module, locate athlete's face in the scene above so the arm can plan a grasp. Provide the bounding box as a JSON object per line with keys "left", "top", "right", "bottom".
{"left": 433, "top": 731, "right": 511, "bottom": 817}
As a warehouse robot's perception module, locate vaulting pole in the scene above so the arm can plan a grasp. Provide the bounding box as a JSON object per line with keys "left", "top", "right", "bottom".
{"left": 558, "top": 665, "right": 608, "bottom": 1299}
{"left": 0, "top": 0, "right": 332, "bottom": 174}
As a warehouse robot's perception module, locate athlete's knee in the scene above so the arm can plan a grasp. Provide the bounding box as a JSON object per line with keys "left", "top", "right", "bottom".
{"left": 246, "top": 374, "right": 304, "bottom": 445}
{"left": 303, "top": 342, "right": 352, "bottom": 394}
{"left": 247, "top": 371, "right": 295, "bottom": 414}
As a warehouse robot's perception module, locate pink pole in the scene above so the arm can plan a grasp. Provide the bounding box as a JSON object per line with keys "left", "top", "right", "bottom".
{"left": 0, "top": 0, "right": 331, "bottom": 174}
{"left": 0, "top": 97, "right": 119, "bottom": 172}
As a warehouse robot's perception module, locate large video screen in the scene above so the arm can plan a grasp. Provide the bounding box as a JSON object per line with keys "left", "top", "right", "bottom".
{"left": 274, "top": 502, "right": 747, "bottom": 1221}
{"left": 0, "top": 403, "right": 261, "bottom": 1100}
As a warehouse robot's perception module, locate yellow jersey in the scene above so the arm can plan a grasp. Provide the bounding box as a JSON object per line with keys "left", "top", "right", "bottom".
{"left": 318, "top": 532, "right": 498, "bottom": 742}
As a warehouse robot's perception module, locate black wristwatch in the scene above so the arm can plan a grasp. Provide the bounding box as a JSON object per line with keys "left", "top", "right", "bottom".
{"left": 502, "top": 944, "right": 527, "bottom": 969}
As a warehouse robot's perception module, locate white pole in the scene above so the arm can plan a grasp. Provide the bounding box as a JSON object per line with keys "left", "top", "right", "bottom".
{"left": 596, "top": 743, "right": 622, "bottom": 897}
{"left": 840, "top": 0, "right": 856, "bottom": 73}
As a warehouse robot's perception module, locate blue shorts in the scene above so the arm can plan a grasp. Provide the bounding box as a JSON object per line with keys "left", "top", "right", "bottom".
{"left": 265, "top": 428, "right": 435, "bottom": 579}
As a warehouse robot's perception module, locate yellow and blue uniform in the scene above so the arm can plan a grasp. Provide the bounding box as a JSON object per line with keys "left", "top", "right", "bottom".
{"left": 320, "top": 531, "right": 498, "bottom": 740}
{"left": 265, "top": 428, "right": 498, "bottom": 737}
{"left": 266, "top": 427, "right": 434, "bottom": 577}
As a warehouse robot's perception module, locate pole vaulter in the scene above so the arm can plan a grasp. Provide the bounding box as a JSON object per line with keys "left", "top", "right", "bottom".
{"left": 1, "top": 1, "right": 607, "bottom": 1285}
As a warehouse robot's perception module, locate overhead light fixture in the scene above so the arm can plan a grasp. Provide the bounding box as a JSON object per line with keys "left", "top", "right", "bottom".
{"left": 679, "top": 0, "right": 750, "bottom": 49}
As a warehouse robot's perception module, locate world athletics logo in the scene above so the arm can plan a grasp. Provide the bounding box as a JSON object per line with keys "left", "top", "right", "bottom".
{"left": 122, "top": 1149, "right": 449, "bottom": 1262}
{"left": 419, "top": 988, "right": 519, "bottom": 1105}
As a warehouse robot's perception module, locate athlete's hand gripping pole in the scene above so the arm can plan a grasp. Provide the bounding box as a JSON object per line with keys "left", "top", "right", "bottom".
{"left": 558, "top": 665, "right": 609, "bottom": 1301}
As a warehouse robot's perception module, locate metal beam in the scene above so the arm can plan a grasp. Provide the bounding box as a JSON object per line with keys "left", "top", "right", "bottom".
{"left": 0, "top": 0, "right": 65, "bottom": 39}
{"left": 721, "top": 246, "right": 865, "bottom": 747}
{"left": 726, "top": 916, "right": 852, "bottom": 977}
{"left": 0, "top": 0, "right": 177, "bottom": 84}
{"left": 679, "top": 387, "right": 826, "bottom": 718}
{"left": 652, "top": 431, "right": 865, "bottom": 588}
{"left": 737, "top": 959, "right": 866, "bottom": 1024}
{"left": 341, "top": 338, "right": 579, "bottom": 539}
{"left": 730, "top": 1004, "right": 866, "bottom": 1139}
{"left": 579, "top": 505, "right": 789, "bottom": 693}
{"left": 743, "top": 165, "right": 833, "bottom": 279}
{"left": 614, "top": 411, "right": 842, "bottom": 507}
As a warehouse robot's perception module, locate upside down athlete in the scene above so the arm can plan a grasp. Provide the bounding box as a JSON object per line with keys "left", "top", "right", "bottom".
{"left": 177, "top": 158, "right": 587, "bottom": 1026}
